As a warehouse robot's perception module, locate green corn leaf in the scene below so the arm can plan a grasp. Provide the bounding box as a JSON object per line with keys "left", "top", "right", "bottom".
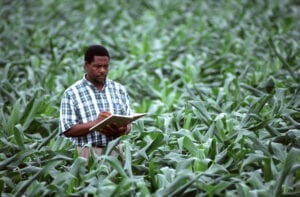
{"left": 37, "top": 128, "right": 58, "bottom": 150}
{"left": 208, "top": 137, "right": 217, "bottom": 160}
{"left": 240, "top": 83, "right": 265, "bottom": 97}
{"left": 70, "top": 157, "right": 86, "bottom": 178}
{"left": 6, "top": 100, "right": 21, "bottom": 135}
{"left": 241, "top": 152, "right": 267, "bottom": 171}
{"left": 146, "top": 132, "right": 164, "bottom": 155}
{"left": 13, "top": 124, "right": 25, "bottom": 150}
{"left": 104, "top": 137, "right": 121, "bottom": 155}
{"left": 273, "top": 148, "right": 300, "bottom": 196}
{"left": 0, "top": 149, "right": 36, "bottom": 170}
{"left": 168, "top": 173, "right": 204, "bottom": 197}
{"left": 183, "top": 136, "right": 198, "bottom": 157}
{"left": 101, "top": 155, "right": 127, "bottom": 178}
{"left": 203, "top": 123, "right": 216, "bottom": 142}
{"left": 154, "top": 171, "right": 192, "bottom": 197}
{"left": 183, "top": 113, "right": 192, "bottom": 130}
{"left": 123, "top": 142, "right": 133, "bottom": 177}
{"left": 189, "top": 100, "right": 212, "bottom": 125}
{"left": 268, "top": 38, "right": 298, "bottom": 83}
{"left": 194, "top": 149, "right": 210, "bottom": 172}
{"left": 14, "top": 160, "right": 61, "bottom": 196}
{"left": 249, "top": 136, "right": 272, "bottom": 157}
{"left": 149, "top": 158, "right": 158, "bottom": 190}
{"left": 263, "top": 158, "right": 273, "bottom": 182}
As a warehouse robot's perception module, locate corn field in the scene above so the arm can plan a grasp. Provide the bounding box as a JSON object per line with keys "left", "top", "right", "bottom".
{"left": 0, "top": 0, "right": 299, "bottom": 196}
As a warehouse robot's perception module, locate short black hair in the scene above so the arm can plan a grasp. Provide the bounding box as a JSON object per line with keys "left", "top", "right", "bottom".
{"left": 84, "top": 45, "right": 110, "bottom": 63}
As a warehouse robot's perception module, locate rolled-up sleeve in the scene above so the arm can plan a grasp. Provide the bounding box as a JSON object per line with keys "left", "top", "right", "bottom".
{"left": 124, "top": 90, "right": 132, "bottom": 116}
{"left": 59, "top": 91, "right": 78, "bottom": 135}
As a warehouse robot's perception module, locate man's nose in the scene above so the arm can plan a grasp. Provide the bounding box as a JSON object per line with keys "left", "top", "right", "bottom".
{"left": 99, "top": 67, "right": 106, "bottom": 72}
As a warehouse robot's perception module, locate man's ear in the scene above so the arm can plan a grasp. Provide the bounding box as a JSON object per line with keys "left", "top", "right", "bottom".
{"left": 84, "top": 62, "right": 88, "bottom": 71}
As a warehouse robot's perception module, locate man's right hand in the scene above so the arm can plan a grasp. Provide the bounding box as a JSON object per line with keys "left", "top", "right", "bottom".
{"left": 64, "top": 112, "right": 112, "bottom": 137}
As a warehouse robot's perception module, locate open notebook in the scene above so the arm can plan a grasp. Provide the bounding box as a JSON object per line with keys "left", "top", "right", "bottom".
{"left": 89, "top": 113, "right": 146, "bottom": 132}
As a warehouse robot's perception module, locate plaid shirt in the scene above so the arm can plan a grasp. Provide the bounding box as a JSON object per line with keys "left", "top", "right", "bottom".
{"left": 59, "top": 76, "right": 132, "bottom": 147}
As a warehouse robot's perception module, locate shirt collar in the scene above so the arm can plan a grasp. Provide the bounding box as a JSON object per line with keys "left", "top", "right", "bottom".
{"left": 82, "top": 75, "right": 108, "bottom": 90}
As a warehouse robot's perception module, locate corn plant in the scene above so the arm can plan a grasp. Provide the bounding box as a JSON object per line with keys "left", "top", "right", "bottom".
{"left": 0, "top": 0, "right": 299, "bottom": 196}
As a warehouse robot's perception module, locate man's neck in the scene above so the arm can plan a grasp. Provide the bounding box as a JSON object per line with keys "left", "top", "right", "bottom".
{"left": 85, "top": 75, "right": 106, "bottom": 91}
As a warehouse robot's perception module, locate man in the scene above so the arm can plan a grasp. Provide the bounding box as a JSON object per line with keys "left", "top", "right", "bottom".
{"left": 59, "top": 45, "right": 132, "bottom": 158}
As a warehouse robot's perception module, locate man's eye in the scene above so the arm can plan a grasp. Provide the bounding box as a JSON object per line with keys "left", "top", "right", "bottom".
{"left": 93, "top": 64, "right": 108, "bottom": 69}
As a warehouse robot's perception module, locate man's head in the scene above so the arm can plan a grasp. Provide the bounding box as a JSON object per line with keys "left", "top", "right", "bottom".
{"left": 84, "top": 45, "right": 110, "bottom": 63}
{"left": 84, "top": 45, "right": 110, "bottom": 88}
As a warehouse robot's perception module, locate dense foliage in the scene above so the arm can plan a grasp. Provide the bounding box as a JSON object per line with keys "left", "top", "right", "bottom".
{"left": 0, "top": 0, "right": 299, "bottom": 196}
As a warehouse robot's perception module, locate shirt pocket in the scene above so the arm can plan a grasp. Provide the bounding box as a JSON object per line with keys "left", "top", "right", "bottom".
{"left": 112, "top": 102, "right": 126, "bottom": 115}
{"left": 77, "top": 103, "right": 98, "bottom": 122}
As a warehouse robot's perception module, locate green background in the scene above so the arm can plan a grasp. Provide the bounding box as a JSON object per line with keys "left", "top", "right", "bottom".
{"left": 0, "top": 0, "right": 299, "bottom": 196}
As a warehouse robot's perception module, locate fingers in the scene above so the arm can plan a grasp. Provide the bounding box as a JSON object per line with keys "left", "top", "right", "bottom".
{"left": 99, "top": 124, "right": 128, "bottom": 137}
{"left": 98, "top": 111, "right": 111, "bottom": 121}
{"left": 96, "top": 112, "right": 130, "bottom": 137}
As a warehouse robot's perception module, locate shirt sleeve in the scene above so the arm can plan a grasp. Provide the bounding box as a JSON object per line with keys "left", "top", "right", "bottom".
{"left": 122, "top": 87, "right": 133, "bottom": 116}
{"left": 59, "top": 91, "right": 78, "bottom": 135}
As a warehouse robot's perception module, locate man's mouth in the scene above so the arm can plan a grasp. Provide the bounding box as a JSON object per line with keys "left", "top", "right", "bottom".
{"left": 97, "top": 75, "right": 106, "bottom": 79}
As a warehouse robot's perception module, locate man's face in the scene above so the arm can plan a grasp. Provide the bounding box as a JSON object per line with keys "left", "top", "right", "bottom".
{"left": 85, "top": 56, "right": 109, "bottom": 86}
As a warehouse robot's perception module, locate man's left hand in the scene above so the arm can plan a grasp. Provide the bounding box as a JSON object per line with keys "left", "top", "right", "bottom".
{"left": 100, "top": 123, "right": 129, "bottom": 137}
